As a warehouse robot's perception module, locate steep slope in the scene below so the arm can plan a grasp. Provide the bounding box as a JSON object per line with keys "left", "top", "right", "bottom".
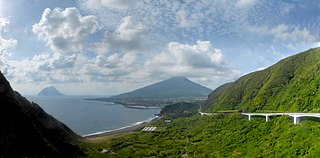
{"left": 38, "top": 86, "right": 64, "bottom": 96}
{"left": 203, "top": 48, "right": 320, "bottom": 112}
{"left": 112, "top": 76, "right": 212, "bottom": 99}
{"left": 0, "top": 72, "right": 81, "bottom": 157}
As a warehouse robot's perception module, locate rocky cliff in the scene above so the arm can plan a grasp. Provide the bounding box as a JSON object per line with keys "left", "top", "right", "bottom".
{"left": 0, "top": 71, "right": 81, "bottom": 157}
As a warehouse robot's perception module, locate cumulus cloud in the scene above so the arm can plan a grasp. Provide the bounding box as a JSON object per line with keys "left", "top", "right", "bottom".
{"left": 0, "top": 18, "right": 18, "bottom": 78}
{"left": 32, "top": 7, "right": 100, "bottom": 54}
{"left": 35, "top": 53, "right": 78, "bottom": 71}
{"left": 0, "top": 53, "right": 15, "bottom": 78}
{"left": 144, "top": 41, "right": 238, "bottom": 83}
{"left": 96, "top": 53, "right": 136, "bottom": 68}
{"left": 80, "top": 52, "right": 137, "bottom": 81}
{"left": 0, "top": 18, "right": 17, "bottom": 52}
{"left": 155, "top": 41, "right": 223, "bottom": 68}
{"left": 0, "top": 37, "right": 17, "bottom": 52}
{"left": 6, "top": 52, "right": 84, "bottom": 84}
{"left": 94, "top": 16, "right": 147, "bottom": 53}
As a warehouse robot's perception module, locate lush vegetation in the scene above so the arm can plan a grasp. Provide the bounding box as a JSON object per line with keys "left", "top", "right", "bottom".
{"left": 80, "top": 114, "right": 320, "bottom": 157}
{"left": 203, "top": 48, "right": 320, "bottom": 112}
{"left": 160, "top": 102, "right": 199, "bottom": 118}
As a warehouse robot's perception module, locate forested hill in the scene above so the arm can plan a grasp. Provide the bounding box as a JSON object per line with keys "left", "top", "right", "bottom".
{"left": 203, "top": 48, "right": 320, "bottom": 112}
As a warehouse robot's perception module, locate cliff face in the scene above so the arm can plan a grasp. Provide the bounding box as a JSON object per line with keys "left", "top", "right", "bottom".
{"left": 0, "top": 72, "right": 81, "bottom": 157}
{"left": 203, "top": 48, "right": 320, "bottom": 112}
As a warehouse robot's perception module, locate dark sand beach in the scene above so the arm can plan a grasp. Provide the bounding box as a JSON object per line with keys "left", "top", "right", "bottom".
{"left": 83, "top": 116, "right": 162, "bottom": 138}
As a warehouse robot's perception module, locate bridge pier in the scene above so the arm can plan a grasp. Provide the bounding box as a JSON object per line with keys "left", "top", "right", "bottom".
{"left": 293, "top": 117, "right": 300, "bottom": 124}
{"left": 266, "top": 115, "right": 269, "bottom": 122}
{"left": 248, "top": 115, "right": 251, "bottom": 121}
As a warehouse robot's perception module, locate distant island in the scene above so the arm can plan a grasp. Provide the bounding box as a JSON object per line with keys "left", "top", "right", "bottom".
{"left": 89, "top": 76, "right": 212, "bottom": 107}
{"left": 37, "top": 86, "right": 64, "bottom": 96}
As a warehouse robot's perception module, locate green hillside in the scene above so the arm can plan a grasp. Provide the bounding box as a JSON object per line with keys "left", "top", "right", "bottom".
{"left": 81, "top": 114, "right": 320, "bottom": 157}
{"left": 203, "top": 48, "right": 320, "bottom": 112}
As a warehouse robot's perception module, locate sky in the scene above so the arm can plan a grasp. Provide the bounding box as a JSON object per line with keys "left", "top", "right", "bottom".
{"left": 1, "top": 0, "right": 320, "bottom": 95}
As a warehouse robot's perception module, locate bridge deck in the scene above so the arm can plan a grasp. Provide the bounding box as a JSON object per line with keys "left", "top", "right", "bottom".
{"left": 199, "top": 112, "right": 320, "bottom": 124}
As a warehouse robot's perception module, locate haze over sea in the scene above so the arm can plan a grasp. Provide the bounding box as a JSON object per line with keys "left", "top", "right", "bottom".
{"left": 26, "top": 96, "right": 160, "bottom": 136}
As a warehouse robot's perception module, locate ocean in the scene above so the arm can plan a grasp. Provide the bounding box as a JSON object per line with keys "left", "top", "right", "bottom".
{"left": 26, "top": 96, "right": 161, "bottom": 136}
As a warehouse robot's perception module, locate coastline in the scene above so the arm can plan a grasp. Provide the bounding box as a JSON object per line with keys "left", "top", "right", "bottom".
{"left": 83, "top": 116, "right": 162, "bottom": 138}
{"left": 84, "top": 98, "right": 169, "bottom": 108}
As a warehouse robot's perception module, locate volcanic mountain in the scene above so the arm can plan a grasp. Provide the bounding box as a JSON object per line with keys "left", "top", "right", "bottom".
{"left": 0, "top": 72, "right": 81, "bottom": 157}
{"left": 111, "top": 76, "right": 212, "bottom": 99}
{"left": 38, "top": 86, "right": 64, "bottom": 96}
{"left": 203, "top": 48, "right": 320, "bottom": 112}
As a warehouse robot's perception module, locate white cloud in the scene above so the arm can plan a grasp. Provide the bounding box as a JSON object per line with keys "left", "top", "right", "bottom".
{"left": 35, "top": 53, "right": 78, "bottom": 71}
{"left": 236, "top": 0, "right": 259, "bottom": 9}
{"left": 164, "top": 41, "right": 223, "bottom": 68}
{"left": 0, "top": 37, "right": 17, "bottom": 52}
{"left": 144, "top": 41, "right": 238, "bottom": 86}
{"left": 0, "top": 18, "right": 18, "bottom": 78}
{"left": 80, "top": 52, "right": 137, "bottom": 81}
{"left": 94, "top": 16, "right": 147, "bottom": 53}
{"left": 80, "top": 0, "right": 136, "bottom": 10}
{"left": 96, "top": 53, "right": 136, "bottom": 68}
{"left": 32, "top": 7, "right": 100, "bottom": 54}
{"left": 3, "top": 52, "right": 84, "bottom": 85}
{"left": 0, "top": 52, "right": 15, "bottom": 78}
{"left": 0, "top": 18, "right": 17, "bottom": 52}
{"left": 0, "top": 18, "right": 10, "bottom": 32}
{"left": 271, "top": 24, "right": 317, "bottom": 44}
{"left": 247, "top": 24, "right": 317, "bottom": 48}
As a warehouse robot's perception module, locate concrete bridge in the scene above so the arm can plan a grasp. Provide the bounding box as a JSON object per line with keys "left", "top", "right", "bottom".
{"left": 199, "top": 112, "right": 320, "bottom": 124}
{"left": 199, "top": 112, "right": 217, "bottom": 116}
{"left": 242, "top": 113, "right": 320, "bottom": 124}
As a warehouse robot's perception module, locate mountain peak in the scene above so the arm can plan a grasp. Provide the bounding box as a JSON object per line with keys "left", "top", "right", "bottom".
{"left": 112, "top": 76, "right": 212, "bottom": 99}
{"left": 167, "top": 76, "right": 191, "bottom": 82}
{"left": 38, "top": 86, "right": 64, "bottom": 96}
{"left": 169, "top": 76, "right": 188, "bottom": 80}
